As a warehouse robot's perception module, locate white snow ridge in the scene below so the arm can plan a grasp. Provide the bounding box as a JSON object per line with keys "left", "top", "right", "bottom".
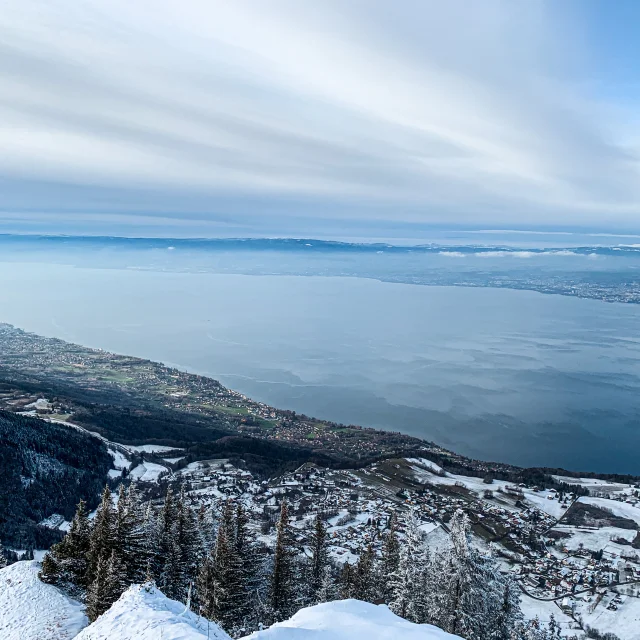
{"left": 75, "top": 582, "right": 231, "bottom": 640}
{"left": 0, "top": 560, "right": 87, "bottom": 640}
{"left": 241, "top": 600, "right": 462, "bottom": 640}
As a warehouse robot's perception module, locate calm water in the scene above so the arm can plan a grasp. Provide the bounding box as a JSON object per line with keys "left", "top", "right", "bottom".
{"left": 1, "top": 261, "right": 639, "bottom": 473}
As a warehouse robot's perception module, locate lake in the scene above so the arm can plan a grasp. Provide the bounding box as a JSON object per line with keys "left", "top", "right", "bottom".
{"left": 0, "top": 260, "right": 639, "bottom": 473}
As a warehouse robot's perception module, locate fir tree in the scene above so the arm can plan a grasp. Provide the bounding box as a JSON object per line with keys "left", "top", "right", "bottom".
{"left": 310, "top": 514, "right": 328, "bottom": 601}
{"left": 317, "top": 563, "right": 338, "bottom": 603}
{"left": 173, "top": 485, "right": 201, "bottom": 602}
{"left": 339, "top": 562, "right": 355, "bottom": 599}
{"left": 86, "top": 551, "right": 110, "bottom": 622}
{"left": 270, "top": 499, "right": 296, "bottom": 619}
{"left": 196, "top": 548, "right": 216, "bottom": 620}
{"left": 40, "top": 499, "right": 92, "bottom": 593}
{"left": 353, "top": 544, "right": 376, "bottom": 603}
{"left": 104, "top": 548, "right": 128, "bottom": 611}
{"left": 234, "top": 503, "right": 259, "bottom": 623}
{"left": 158, "top": 486, "right": 179, "bottom": 597}
{"left": 88, "top": 486, "right": 116, "bottom": 585}
{"left": 390, "top": 512, "right": 428, "bottom": 621}
{"left": 39, "top": 552, "right": 59, "bottom": 584}
{"left": 210, "top": 499, "right": 242, "bottom": 628}
{"left": 378, "top": 511, "right": 400, "bottom": 602}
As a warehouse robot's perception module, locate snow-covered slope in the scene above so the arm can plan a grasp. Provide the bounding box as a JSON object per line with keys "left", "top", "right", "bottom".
{"left": 241, "top": 600, "right": 462, "bottom": 640}
{"left": 0, "top": 560, "right": 87, "bottom": 640}
{"left": 74, "top": 583, "right": 230, "bottom": 640}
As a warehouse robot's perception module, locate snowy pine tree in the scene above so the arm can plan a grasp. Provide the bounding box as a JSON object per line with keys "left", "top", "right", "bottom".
{"left": 196, "top": 547, "right": 216, "bottom": 620}
{"left": 173, "top": 485, "right": 201, "bottom": 602}
{"left": 88, "top": 486, "right": 116, "bottom": 586}
{"left": 270, "top": 499, "right": 296, "bottom": 620}
{"left": 339, "top": 562, "right": 355, "bottom": 599}
{"left": 309, "top": 514, "right": 328, "bottom": 601}
{"left": 390, "top": 511, "right": 429, "bottom": 621}
{"left": 234, "top": 503, "right": 259, "bottom": 624}
{"left": 353, "top": 544, "right": 376, "bottom": 603}
{"left": 104, "top": 548, "right": 128, "bottom": 612}
{"left": 158, "top": 486, "right": 180, "bottom": 598}
{"left": 378, "top": 511, "right": 401, "bottom": 603}
{"left": 316, "top": 562, "right": 339, "bottom": 603}
{"left": 86, "top": 551, "right": 110, "bottom": 621}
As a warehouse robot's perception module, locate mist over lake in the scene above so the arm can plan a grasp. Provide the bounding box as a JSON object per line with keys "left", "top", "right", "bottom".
{"left": 1, "top": 240, "right": 639, "bottom": 474}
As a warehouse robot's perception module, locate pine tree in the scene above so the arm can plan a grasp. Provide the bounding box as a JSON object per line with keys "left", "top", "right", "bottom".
{"left": 104, "top": 548, "right": 128, "bottom": 611}
{"left": 0, "top": 544, "right": 6, "bottom": 569}
{"left": 158, "top": 486, "right": 179, "bottom": 597}
{"left": 339, "top": 562, "right": 355, "bottom": 599}
{"left": 173, "top": 485, "right": 201, "bottom": 602}
{"left": 208, "top": 499, "right": 243, "bottom": 629}
{"left": 390, "top": 512, "right": 428, "bottom": 621}
{"left": 427, "top": 509, "right": 523, "bottom": 640}
{"left": 39, "top": 499, "right": 92, "bottom": 593}
{"left": 353, "top": 544, "right": 376, "bottom": 603}
{"left": 234, "top": 503, "right": 259, "bottom": 623}
{"left": 86, "top": 551, "right": 110, "bottom": 621}
{"left": 39, "top": 552, "right": 59, "bottom": 584}
{"left": 141, "top": 500, "right": 159, "bottom": 582}
{"left": 378, "top": 512, "right": 400, "bottom": 602}
{"left": 88, "top": 486, "right": 116, "bottom": 585}
{"left": 196, "top": 548, "right": 216, "bottom": 620}
{"left": 316, "top": 563, "right": 338, "bottom": 603}
{"left": 270, "top": 499, "right": 296, "bottom": 619}
{"left": 310, "top": 514, "right": 328, "bottom": 601}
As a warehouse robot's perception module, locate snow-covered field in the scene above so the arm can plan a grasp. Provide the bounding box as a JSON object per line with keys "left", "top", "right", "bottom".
{"left": 75, "top": 583, "right": 230, "bottom": 640}
{"left": 129, "top": 462, "right": 169, "bottom": 483}
{"left": 552, "top": 525, "right": 637, "bottom": 552}
{"left": 241, "top": 600, "right": 462, "bottom": 640}
{"left": 0, "top": 561, "right": 87, "bottom": 640}
{"left": 578, "top": 497, "right": 640, "bottom": 526}
{"left": 124, "top": 444, "right": 182, "bottom": 454}
{"left": 409, "top": 464, "right": 569, "bottom": 519}
{"left": 552, "top": 476, "right": 631, "bottom": 493}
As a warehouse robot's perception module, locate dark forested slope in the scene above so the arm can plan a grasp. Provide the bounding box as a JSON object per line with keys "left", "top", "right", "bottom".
{"left": 0, "top": 410, "right": 112, "bottom": 547}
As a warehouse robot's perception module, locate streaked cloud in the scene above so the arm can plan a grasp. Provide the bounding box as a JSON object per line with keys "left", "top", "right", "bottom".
{"left": 1, "top": 0, "right": 639, "bottom": 235}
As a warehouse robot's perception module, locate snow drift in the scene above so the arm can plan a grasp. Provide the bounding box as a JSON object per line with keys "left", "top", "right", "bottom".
{"left": 241, "top": 600, "right": 462, "bottom": 640}
{"left": 0, "top": 560, "right": 87, "bottom": 640}
{"left": 74, "top": 582, "right": 231, "bottom": 640}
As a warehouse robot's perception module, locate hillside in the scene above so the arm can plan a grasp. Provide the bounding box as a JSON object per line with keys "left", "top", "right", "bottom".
{"left": 0, "top": 410, "right": 112, "bottom": 547}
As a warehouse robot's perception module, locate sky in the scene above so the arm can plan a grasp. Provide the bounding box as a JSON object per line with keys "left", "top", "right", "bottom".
{"left": 2, "top": 0, "right": 640, "bottom": 239}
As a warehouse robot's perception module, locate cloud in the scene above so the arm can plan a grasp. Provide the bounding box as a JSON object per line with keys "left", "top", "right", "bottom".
{"left": 1, "top": 0, "right": 640, "bottom": 235}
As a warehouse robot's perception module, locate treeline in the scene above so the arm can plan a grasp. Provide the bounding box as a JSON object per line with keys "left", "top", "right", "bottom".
{"left": 0, "top": 411, "right": 112, "bottom": 547}
{"left": 40, "top": 486, "right": 575, "bottom": 640}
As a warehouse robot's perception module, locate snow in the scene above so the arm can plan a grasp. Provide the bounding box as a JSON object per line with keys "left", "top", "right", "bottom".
{"left": 0, "top": 560, "right": 87, "bottom": 640}
{"left": 578, "top": 591, "right": 640, "bottom": 640}
{"left": 241, "top": 600, "right": 462, "bottom": 640}
{"left": 552, "top": 476, "right": 630, "bottom": 493}
{"left": 552, "top": 526, "right": 637, "bottom": 553}
{"left": 75, "top": 583, "right": 230, "bottom": 640}
{"left": 163, "top": 456, "right": 185, "bottom": 464}
{"left": 409, "top": 468, "right": 569, "bottom": 518}
{"left": 125, "top": 444, "right": 182, "bottom": 454}
{"left": 579, "top": 497, "right": 640, "bottom": 526}
{"left": 129, "top": 462, "right": 169, "bottom": 483}
{"left": 407, "top": 458, "right": 444, "bottom": 475}
{"left": 108, "top": 447, "right": 130, "bottom": 470}
{"left": 518, "top": 593, "right": 573, "bottom": 633}
{"left": 24, "top": 398, "right": 52, "bottom": 410}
